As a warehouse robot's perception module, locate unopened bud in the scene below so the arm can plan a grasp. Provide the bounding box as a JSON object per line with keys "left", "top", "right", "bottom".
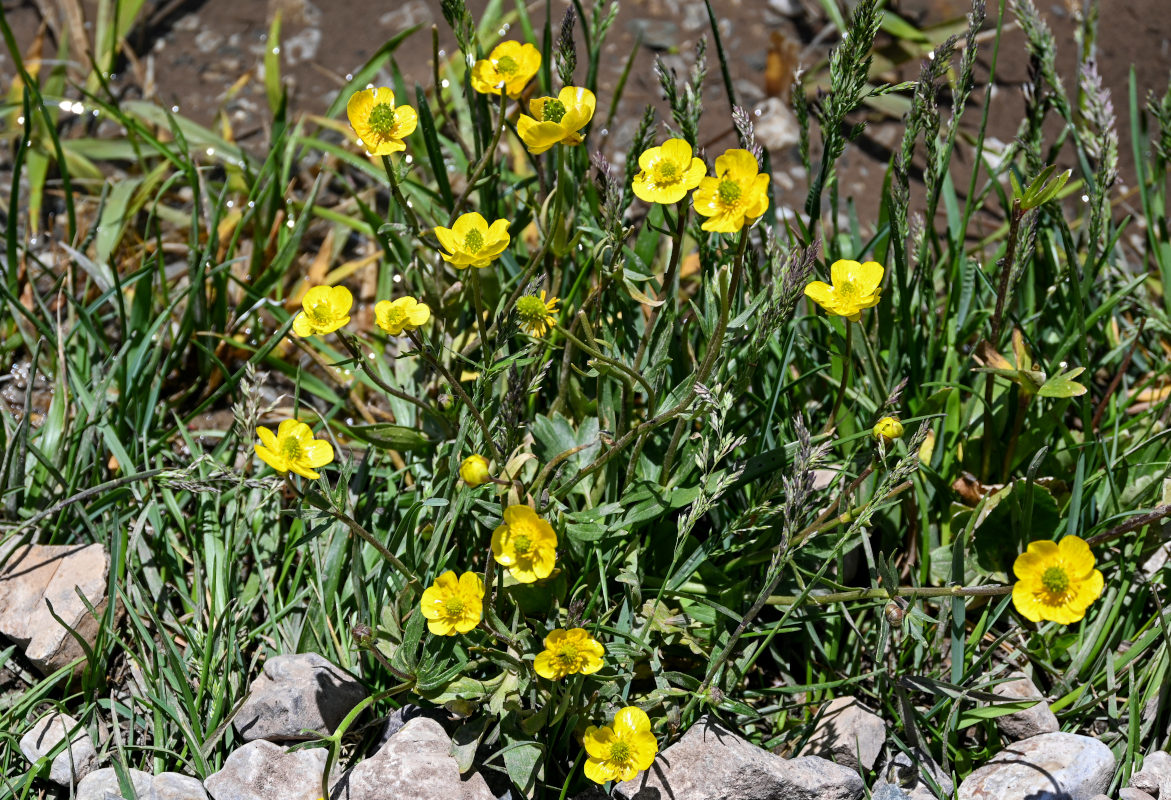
{"left": 459, "top": 454, "right": 492, "bottom": 487}
{"left": 872, "top": 416, "right": 904, "bottom": 444}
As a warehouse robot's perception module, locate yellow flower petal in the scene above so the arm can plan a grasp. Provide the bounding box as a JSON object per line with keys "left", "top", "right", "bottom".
{"left": 854, "top": 260, "right": 884, "bottom": 293}
{"left": 582, "top": 726, "right": 614, "bottom": 760}
{"left": 830, "top": 259, "right": 861, "bottom": 286}
{"left": 1058, "top": 535, "right": 1095, "bottom": 576}
{"left": 613, "top": 706, "right": 651, "bottom": 735}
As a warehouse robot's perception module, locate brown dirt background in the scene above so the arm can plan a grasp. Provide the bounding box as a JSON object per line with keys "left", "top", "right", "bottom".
{"left": 2, "top": 0, "right": 1169, "bottom": 229}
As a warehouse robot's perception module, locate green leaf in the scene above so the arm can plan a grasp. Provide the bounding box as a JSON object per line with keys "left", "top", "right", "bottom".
{"left": 264, "top": 13, "right": 283, "bottom": 115}
{"left": 343, "top": 422, "right": 432, "bottom": 452}
{"left": 1037, "top": 367, "right": 1088, "bottom": 398}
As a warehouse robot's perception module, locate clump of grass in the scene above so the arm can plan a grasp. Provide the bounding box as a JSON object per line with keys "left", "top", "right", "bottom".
{"left": 1, "top": 0, "right": 1170, "bottom": 796}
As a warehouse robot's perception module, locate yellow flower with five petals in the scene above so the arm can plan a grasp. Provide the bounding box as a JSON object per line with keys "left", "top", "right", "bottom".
{"left": 419, "top": 571, "right": 484, "bottom": 636}
{"left": 516, "top": 86, "right": 596, "bottom": 155}
{"left": 434, "top": 212, "right": 511, "bottom": 269}
{"left": 583, "top": 706, "right": 658, "bottom": 784}
{"left": 632, "top": 138, "right": 707, "bottom": 205}
{"left": 293, "top": 285, "right": 353, "bottom": 337}
{"left": 491, "top": 505, "right": 557, "bottom": 583}
{"left": 803, "top": 259, "right": 884, "bottom": 322}
{"left": 692, "top": 148, "right": 770, "bottom": 232}
{"left": 375, "top": 296, "right": 431, "bottom": 336}
{"left": 470, "top": 41, "right": 541, "bottom": 98}
{"left": 346, "top": 87, "right": 418, "bottom": 156}
{"left": 534, "top": 627, "right": 605, "bottom": 681}
{"left": 254, "top": 420, "right": 335, "bottom": 479}
{"left": 1012, "top": 535, "right": 1104, "bottom": 625}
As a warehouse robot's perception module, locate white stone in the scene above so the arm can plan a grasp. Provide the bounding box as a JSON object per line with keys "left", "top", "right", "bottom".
{"left": 19, "top": 712, "right": 98, "bottom": 785}
{"left": 234, "top": 652, "right": 366, "bottom": 742}
{"left": 957, "top": 732, "right": 1114, "bottom": 800}
{"left": 990, "top": 671, "right": 1059, "bottom": 740}
{"left": 799, "top": 695, "right": 886, "bottom": 773}
{"left": 204, "top": 741, "right": 327, "bottom": 800}
{"left": 615, "top": 716, "right": 863, "bottom": 800}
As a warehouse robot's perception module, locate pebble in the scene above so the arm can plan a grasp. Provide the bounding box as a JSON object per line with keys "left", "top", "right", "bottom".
{"left": 991, "top": 671, "right": 1059, "bottom": 740}
{"left": 0, "top": 543, "right": 118, "bottom": 674}
{"left": 872, "top": 747, "right": 955, "bottom": 800}
{"left": 615, "top": 715, "right": 863, "bottom": 800}
{"left": 1119, "top": 789, "right": 1157, "bottom": 800}
{"left": 798, "top": 695, "right": 886, "bottom": 773}
{"left": 1130, "top": 750, "right": 1171, "bottom": 798}
{"left": 957, "top": 732, "right": 1115, "bottom": 800}
{"left": 330, "top": 717, "right": 494, "bottom": 800}
{"left": 77, "top": 768, "right": 207, "bottom": 800}
{"left": 19, "top": 712, "right": 98, "bottom": 785}
{"left": 754, "top": 96, "right": 802, "bottom": 152}
{"left": 234, "top": 652, "right": 366, "bottom": 742}
{"left": 204, "top": 741, "right": 327, "bottom": 800}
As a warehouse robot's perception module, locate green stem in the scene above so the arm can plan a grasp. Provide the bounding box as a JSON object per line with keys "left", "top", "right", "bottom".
{"left": 765, "top": 583, "right": 1013, "bottom": 606}
{"left": 821, "top": 322, "right": 853, "bottom": 435}
{"left": 407, "top": 331, "right": 502, "bottom": 460}
{"left": 554, "top": 324, "right": 656, "bottom": 403}
{"left": 292, "top": 477, "right": 422, "bottom": 586}
{"left": 450, "top": 90, "right": 508, "bottom": 224}
{"left": 339, "top": 334, "right": 452, "bottom": 435}
{"left": 634, "top": 201, "right": 689, "bottom": 372}
{"left": 381, "top": 155, "right": 423, "bottom": 238}
{"left": 469, "top": 268, "right": 491, "bottom": 358}
{"left": 660, "top": 229, "right": 750, "bottom": 482}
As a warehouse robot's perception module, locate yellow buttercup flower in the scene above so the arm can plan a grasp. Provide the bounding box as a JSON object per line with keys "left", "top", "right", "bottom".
{"left": 459, "top": 454, "right": 492, "bottom": 487}
{"left": 803, "top": 259, "right": 884, "bottom": 322}
{"left": 516, "top": 86, "right": 596, "bottom": 155}
{"left": 872, "top": 416, "right": 904, "bottom": 443}
{"left": 534, "top": 627, "right": 605, "bottom": 681}
{"left": 692, "top": 148, "right": 770, "bottom": 232}
{"left": 470, "top": 41, "right": 541, "bottom": 98}
{"left": 346, "top": 87, "right": 418, "bottom": 156}
{"left": 632, "top": 138, "right": 707, "bottom": 205}
{"left": 419, "top": 570, "right": 484, "bottom": 636}
{"left": 515, "top": 291, "right": 559, "bottom": 337}
{"left": 375, "top": 296, "right": 431, "bottom": 336}
{"left": 434, "top": 212, "right": 511, "bottom": 269}
{"left": 254, "top": 420, "right": 335, "bottom": 480}
{"left": 491, "top": 505, "right": 557, "bottom": 584}
{"left": 293, "top": 285, "right": 353, "bottom": 337}
{"left": 583, "top": 706, "right": 658, "bottom": 784}
{"left": 1012, "top": 535, "right": 1104, "bottom": 625}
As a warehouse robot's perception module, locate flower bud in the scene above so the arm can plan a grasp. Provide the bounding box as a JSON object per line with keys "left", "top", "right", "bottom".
{"left": 459, "top": 454, "right": 492, "bottom": 487}
{"left": 872, "top": 416, "right": 904, "bottom": 444}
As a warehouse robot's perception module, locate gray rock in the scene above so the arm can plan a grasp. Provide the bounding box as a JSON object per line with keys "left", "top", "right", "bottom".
{"left": 1087, "top": 795, "right": 1111, "bottom": 800}
{"left": 957, "top": 732, "right": 1115, "bottom": 800}
{"left": 991, "top": 672, "right": 1059, "bottom": 740}
{"left": 1119, "top": 789, "right": 1157, "bottom": 800}
{"left": 20, "top": 712, "right": 98, "bottom": 785}
{"left": 1130, "top": 751, "right": 1171, "bottom": 797}
{"left": 626, "top": 19, "right": 679, "bottom": 51}
{"left": 78, "top": 768, "right": 208, "bottom": 800}
{"left": 77, "top": 767, "right": 153, "bottom": 800}
{"left": 330, "top": 717, "right": 493, "bottom": 800}
{"left": 204, "top": 741, "right": 328, "bottom": 800}
{"left": 0, "top": 544, "right": 118, "bottom": 674}
{"left": 234, "top": 652, "right": 366, "bottom": 742}
{"left": 755, "top": 97, "right": 801, "bottom": 152}
{"left": 615, "top": 716, "right": 863, "bottom": 800}
{"left": 153, "top": 772, "right": 210, "bottom": 800}
{"left": 799, "top": 695, "right": 886, "bottom": 773}
{"left": 872, "top": 747, "right": 954, "bottom": 799}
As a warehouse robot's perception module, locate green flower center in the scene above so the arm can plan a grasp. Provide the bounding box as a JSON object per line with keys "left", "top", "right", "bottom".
{"left": 836, "top": 280, "right": 858, "bottom": 302}
{"left": 280, "top": 436, "right": 303, "bottom": 461}
{"left": 608, "top": 738, "right": 631, "bottom": 764}
{"left": 717, "top": 179, "right": 742, "bottom": 205}
{"left": 383, "top": 305, "right": 407, "bottom": 328}
{"left": 444, "top": 596, "right": 466, "bottom": 616}
{"left": 654, "top": 160, "right": 680, "bottom": 184}
{"left": 367, "top": 103, "right": 398, "bottom": 138}
{"left": 556, "top": 644, "right": 580, "bottom": 664}
{"left": 496, "top": 55, "right": 519, "bottom": 75}
{"left": 516, "top": 295, "right": 547, "bottom": 322}
{"left": 1041, "top": 566, "right": 1070, "bottom": 595}
{"left": 464, "top": 229, "right": 485, "bottom": 253}
{"left": 513, "top": 534, "right": 533, "bottom": 555}
{"left": 542, "top": 99, "right": 567, "bottom": 123}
